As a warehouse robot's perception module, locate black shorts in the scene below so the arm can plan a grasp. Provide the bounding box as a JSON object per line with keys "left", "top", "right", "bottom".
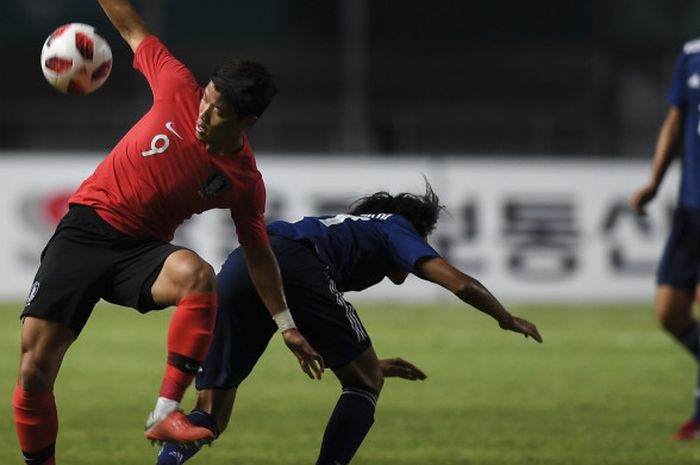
{"left": 196, "top": 235, "right": 372, "bottom": 390}
{"left": 657, "top": 206, "right": 700, "bottom": 291}
{"left": 21, "top": 204, "right": 184, "bottom": 336}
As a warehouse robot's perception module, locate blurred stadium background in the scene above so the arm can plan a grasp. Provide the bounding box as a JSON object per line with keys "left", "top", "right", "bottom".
{"left": 3, "top": 0, "right": 697, "bottom": 154}
{"left": 3, "top": 1, "right": 700, "bottom": 464}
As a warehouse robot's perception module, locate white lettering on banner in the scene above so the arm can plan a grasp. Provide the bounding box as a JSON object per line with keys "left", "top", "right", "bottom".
{"left": 0, "top": 155, "right": 680, "bottom": 302}
{"left": 501, "top": 196, "right": 579, "bottom": 281}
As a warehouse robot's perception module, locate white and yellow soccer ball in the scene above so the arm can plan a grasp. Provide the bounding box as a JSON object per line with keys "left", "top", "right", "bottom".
{"left": 40, "top": 23, "right": 112, "bottom": 95}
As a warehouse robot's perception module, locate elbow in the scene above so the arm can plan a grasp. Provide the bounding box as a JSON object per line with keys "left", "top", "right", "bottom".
{"left": 452, "top": 277, "right": 477, "bottom": 300}
{"left": 668, "top": 119, "right": 682, "bottom": 139}
{"left": 119, "top": 27, "right": 142, "bottom": 47}
{"left": 668, "top": 110, "right": 684, "bottom": 137}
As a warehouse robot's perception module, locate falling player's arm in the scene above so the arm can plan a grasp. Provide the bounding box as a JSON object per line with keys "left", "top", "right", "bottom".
{"left": 379, "top": 358, "right": 427, "bottom": 381}
{"left": 630, "top": 106, "right": 683, "bottom": 215}
{"left": 97, "top": 0, "right": 151, "bottom": 53}
{"left": 241, "top": 245, "right": 326, "bottom": 379}
{"left": 418, "top": 256, "right": 543, "bottom": 343}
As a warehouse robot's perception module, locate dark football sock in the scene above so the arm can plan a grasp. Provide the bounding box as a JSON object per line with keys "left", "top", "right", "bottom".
{"left": 156, "top": 410, "right": 218, "bottom": 465}
{"left": 316, "top": 386, "right": 379, "bottom": 465}
{"left": 693, "top": 373, "right": 700, "bottom": 423}
{"left": 672, "top": 322, "right": 700, "bottom": 422}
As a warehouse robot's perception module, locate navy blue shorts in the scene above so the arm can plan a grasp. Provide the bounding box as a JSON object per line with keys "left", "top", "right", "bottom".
{"left": 657, "top": 207, "right": 700, "bottom": 291}
{"left": 196, "top": 235, "right": 372, "bottom": 390}
{"left": 21, "top": 205, "right": 184, "bottom": 335}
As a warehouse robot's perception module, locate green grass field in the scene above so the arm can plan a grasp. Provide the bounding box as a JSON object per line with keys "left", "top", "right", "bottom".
{"left": 1, "top": 302, "right": 700, "bottom": 465}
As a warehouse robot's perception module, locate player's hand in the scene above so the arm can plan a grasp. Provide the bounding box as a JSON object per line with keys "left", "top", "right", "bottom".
{"left": 499, "top": 316, "right": 543, "bottom": 343}
{"left": 379, "top": 358, "right": 427, "bottom": 380}
{"left": 281, "top": 328, "right": 325, "bottom": 380}
{"left": 630, "top": 184, "right": 657, "bottom": 216}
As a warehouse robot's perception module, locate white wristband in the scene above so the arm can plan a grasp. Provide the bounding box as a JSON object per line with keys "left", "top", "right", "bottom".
{"left": 273, "top": 309, "right": 296, "bottom": 332}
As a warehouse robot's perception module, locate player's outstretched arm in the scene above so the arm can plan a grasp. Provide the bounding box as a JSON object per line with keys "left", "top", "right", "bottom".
{"left": 242, "top": 245, "right": 325, "bottom": 380}
{"left": 418, "top": 256, "right": 543, "bottom": 343}
{"left": 98, "top": 0, "right": 150, "bottom": 53}
{"left": 630, "top": 106, "right": 683, "bottom": 216}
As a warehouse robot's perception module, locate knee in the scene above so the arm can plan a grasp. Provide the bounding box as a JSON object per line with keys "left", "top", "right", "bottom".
{"left": 18, "top": 351, "right": 54, "bottom": 391}
{"left": 169, "top": 252, "right": 217, "bottom": 297}
{"left": 657, "top": 306, "right": 690, "bottom": 334}
{"left": 371, "top": 368, "right": 385, "bottom": 394}
{"left": 655, "top": 287, "right": 694, "bottom": 334}
{"left": 17, "top": 319, "right": 73, "bottom": 391}
{"left": 182, "top": 259, "right": 216, "bottom": 294}
{"left": 350, "top": 366, "right": 384, "bottom": 395}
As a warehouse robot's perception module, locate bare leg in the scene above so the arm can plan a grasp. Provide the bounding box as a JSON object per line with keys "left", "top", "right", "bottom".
{"left": 657, "top": 285, "right": 695, "bottom": 339}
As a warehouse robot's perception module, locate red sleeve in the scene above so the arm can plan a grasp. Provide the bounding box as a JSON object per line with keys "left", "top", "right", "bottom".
{"left": 132, "top": 35, "right": 199, "bottom": 100}
{"left": 231, "top": 177, "right": 269, "bottom": 248}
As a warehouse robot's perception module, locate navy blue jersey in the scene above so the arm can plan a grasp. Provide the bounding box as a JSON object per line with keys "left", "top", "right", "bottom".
{"left": 669, "top": 39, "right": 700, "bottom": 209}
{"left": 267, "top": 213, "right": 440, "bottom": 292}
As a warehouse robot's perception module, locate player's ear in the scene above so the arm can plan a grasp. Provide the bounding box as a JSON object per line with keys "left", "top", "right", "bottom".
{"left": 240, "top": 115, "right": 258, "bottom": 130}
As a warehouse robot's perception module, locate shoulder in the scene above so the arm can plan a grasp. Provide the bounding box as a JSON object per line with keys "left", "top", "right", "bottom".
{"left": 386, "top": 214, "right": 420, "bottom": 233}
{"left": 134, "top": 35, "right": 198, "bottom": 90}
{"left": 240, "top": 142, "right": 264, "bottom": 185}
{"left": 365, "top": 214, "right": 422, "bottom": 238}
{"left": 134, "top": 35, "right": 185, "bottom": 70}
{"left": 237, "top": 155, "right": 266, "bottom": 202}
{"left": 236, "top": 135, "right": 258, "bottom": 168}
{"left": 134, "top": 35, "right": 165, "bottom": 58}
{"left": 219, "top": 137, "right": 261, "bottom": 177}
{"left": 683, "top": 38, "right": 700, "bottom": 55}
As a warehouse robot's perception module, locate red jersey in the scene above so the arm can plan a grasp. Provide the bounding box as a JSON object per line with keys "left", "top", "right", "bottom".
{"left": 69, "top": 35, "right": 268, "bottom": 248}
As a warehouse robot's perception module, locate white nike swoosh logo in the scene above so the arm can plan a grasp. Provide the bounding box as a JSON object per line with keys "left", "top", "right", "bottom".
{"left": 165, "top": 121, "right": 184, "bottom": 140}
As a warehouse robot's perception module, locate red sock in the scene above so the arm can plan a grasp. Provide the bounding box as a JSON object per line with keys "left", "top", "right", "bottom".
{"left": 13, "top": 384, "right": 58, "bottom": 465}
{"left": 159, "top": 292, "right": 217, "bottom": 401}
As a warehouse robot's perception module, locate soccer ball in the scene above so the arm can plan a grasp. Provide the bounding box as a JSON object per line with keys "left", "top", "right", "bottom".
{"left": 40, "top": 23, "right": 112, "bottom": 95}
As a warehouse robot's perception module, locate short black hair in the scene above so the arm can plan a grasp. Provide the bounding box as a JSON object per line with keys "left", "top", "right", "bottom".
{"left": 210, "top": 60, "right": 277, "bottom": 118}
{"left": 348, "top": 180, "right": 444, "bottom": 237}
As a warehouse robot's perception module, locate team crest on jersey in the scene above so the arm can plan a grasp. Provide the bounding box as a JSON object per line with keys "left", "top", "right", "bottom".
{"left": 199, "top": 171, "right": 231, "bottom": 199}
{"left": 25, "top": 281, "right": 40, "bottom": 306}
{"left": 688, "top": 74, "right": 700, "bottom": 89}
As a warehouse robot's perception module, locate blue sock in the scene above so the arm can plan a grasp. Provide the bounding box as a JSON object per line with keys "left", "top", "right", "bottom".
{"left": 156, "top": 410, "right": 218, "bottom": 465}
{"left": 316, "top": 387, "right": 379, "bottom": 465}
{"left": 675, "top": 322, "right": 700, "bottom": 422}
{"left": 693, "top": 372, "right": 700, "bottom": 423}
